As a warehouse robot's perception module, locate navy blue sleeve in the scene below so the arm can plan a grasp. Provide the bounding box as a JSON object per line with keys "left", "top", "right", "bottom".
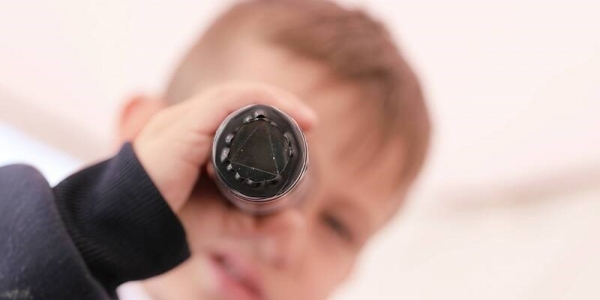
{"left": 0, "top": 143, "right": 190, "bottom": 299}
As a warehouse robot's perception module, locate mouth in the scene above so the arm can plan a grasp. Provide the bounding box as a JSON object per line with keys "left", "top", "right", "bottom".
{"left": 208, "top": 251, "right": 265, "bottom": 300}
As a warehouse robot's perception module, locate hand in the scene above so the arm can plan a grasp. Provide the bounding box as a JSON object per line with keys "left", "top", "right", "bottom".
{"left": 133, "top": 81, "right": 317, "bottom": 212}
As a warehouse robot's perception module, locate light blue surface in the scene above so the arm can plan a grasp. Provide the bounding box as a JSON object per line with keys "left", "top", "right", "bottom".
{"left": 0, "top": 122, "right": 82, "bottom": 185}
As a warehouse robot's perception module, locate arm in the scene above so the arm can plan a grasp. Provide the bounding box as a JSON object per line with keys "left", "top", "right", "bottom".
{"left": 0, "top": 143, "right": 190, "bottom": 299}
{"left": 0, "top": 82, "right": 316, "bottom": 300}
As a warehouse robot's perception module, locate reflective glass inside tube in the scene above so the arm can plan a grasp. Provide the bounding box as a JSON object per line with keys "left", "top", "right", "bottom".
{"left": 212, "top": 105, "right": 309, "bottom": 214}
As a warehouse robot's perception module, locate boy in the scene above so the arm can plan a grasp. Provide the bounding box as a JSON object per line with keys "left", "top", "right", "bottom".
{"left": 0, "top": 0, "right": 430, "bottom": 299}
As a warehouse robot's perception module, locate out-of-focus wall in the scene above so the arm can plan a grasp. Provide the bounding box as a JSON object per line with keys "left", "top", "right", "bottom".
{"left": 0, "top": 123, "right": 80, "bottom": 185}
{"left": 1, "top": 1, "right": 599, "bottom": 299}
{"left": 0, "top": 0, "right": 232, "bottom": 159}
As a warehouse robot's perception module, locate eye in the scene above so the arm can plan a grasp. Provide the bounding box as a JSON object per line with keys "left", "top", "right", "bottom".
{"left": 322, "top": 213, "right": 353, "bottom": 243}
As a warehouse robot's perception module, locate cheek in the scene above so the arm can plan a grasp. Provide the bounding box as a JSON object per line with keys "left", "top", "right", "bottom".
{"left": 312, "top": 225, "right": 356, "bottom": 273}
{"left": 295, "top": 242, "right": 356, "bottom": 300}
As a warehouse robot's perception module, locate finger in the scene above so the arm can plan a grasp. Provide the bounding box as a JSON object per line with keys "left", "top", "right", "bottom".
{"left": 187, "top": 82, "right": 318, "bottom": 134}
{"left": 221, "top": 82, "right": 318, "bottom": 129}
{"left": 206, "top": 162, "right": 216, "bottom": 180}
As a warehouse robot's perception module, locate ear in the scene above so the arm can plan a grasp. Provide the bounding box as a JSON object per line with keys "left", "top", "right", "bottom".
{"left": 117, "top": 95, "right": 167, "bottom": 143}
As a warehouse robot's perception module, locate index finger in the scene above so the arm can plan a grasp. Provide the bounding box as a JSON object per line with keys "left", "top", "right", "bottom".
{"left": 185, "top": 81, "right": 318, "bottom": 135}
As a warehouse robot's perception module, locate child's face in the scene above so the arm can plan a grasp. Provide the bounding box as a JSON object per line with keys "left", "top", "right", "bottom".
{"left": 128, "top": 38, "right": 408, "bottom": 300}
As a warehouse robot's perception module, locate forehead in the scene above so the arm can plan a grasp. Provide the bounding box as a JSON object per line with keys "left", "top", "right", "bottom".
{"left": 217, "top": 37, "right": 406, "bottom": 227}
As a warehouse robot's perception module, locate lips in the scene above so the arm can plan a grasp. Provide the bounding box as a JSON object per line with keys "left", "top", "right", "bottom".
{"left": 208, "top": 251, "right": 265, "bottom": 300}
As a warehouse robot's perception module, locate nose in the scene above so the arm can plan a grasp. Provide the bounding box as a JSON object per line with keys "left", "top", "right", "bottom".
{"left": 255, "top": 208, "right": 308, "bottom": 269}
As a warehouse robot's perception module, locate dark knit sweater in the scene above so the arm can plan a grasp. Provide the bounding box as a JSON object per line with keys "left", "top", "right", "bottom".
{"left": 0, "top": 143, "right": 190, "bottom": 299}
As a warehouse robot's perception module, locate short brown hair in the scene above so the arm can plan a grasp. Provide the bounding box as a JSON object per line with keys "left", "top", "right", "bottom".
{"left": 164, "top": 0, "right": 431, "bottom": 182}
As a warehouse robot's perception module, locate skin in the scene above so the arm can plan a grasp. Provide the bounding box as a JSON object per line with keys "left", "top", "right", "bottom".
{"left": 120, "top": 35, "right": 408, "bottom": 300}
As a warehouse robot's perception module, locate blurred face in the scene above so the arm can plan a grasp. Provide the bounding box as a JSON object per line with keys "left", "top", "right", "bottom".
{"left": 123, "top": 37, "right": 407, "bottom": 300}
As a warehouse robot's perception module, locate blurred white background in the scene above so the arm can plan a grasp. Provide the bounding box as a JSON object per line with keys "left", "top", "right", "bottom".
{"left": 1, "top": 1, "right": 599, "bottom": 299}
